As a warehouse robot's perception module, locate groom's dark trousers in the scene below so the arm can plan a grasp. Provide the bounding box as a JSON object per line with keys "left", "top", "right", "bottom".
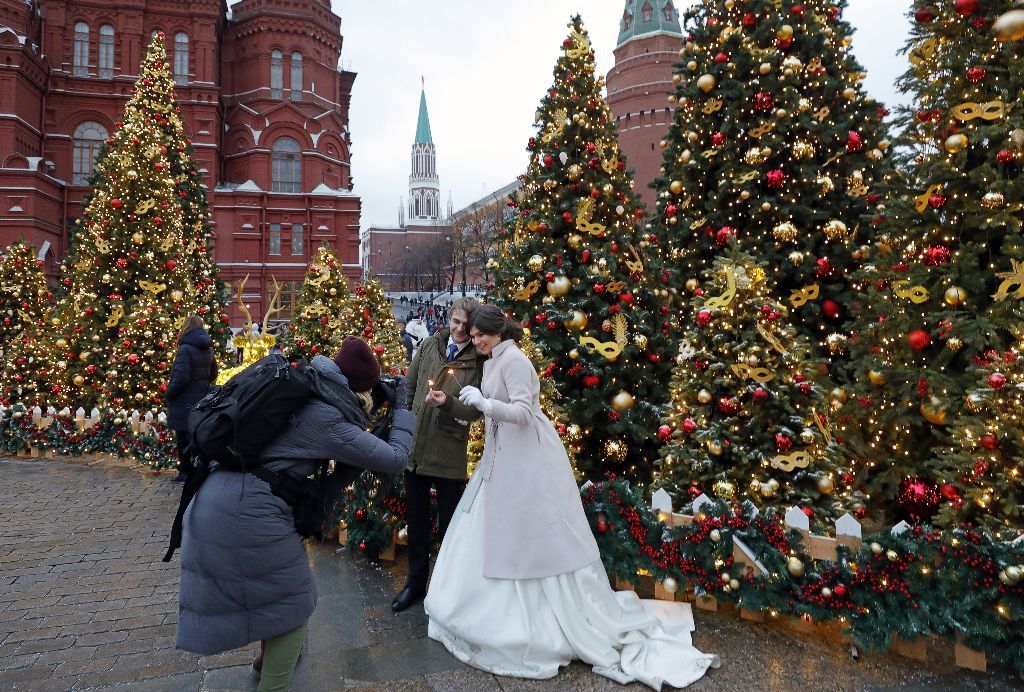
{"left": 404, "top": 470, "right": 464, "bottom": 591}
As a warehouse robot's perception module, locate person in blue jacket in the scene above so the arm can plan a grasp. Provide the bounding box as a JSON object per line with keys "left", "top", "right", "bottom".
{"left": 165, "top": 316, "right": 218, "bottom": 482}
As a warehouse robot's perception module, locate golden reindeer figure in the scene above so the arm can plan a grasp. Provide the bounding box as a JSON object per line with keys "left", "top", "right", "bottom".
{"left": 216, "top": 275, "right": 286, "bottom": 384}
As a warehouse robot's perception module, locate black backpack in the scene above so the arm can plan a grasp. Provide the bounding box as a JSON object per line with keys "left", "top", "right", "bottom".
{"left": 188, "top": 353, "right": 314, "bottom": 470}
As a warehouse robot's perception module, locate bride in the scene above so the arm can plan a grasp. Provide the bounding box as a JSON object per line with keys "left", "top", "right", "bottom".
{"left": 421, "top": 304, "right": 719, "bottom": 690}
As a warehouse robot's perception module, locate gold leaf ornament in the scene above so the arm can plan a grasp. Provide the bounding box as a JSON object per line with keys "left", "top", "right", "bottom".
{"left": 611, "top": 313, "right": 628, "bottom": 347}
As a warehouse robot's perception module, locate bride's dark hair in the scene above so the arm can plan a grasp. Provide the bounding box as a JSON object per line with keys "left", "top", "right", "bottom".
{"left": 469, "top": 303, "right": 524, "bottom": 343}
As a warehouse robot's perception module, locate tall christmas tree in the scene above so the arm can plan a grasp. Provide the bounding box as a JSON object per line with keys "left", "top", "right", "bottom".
{"left": 655, "top": 250, "right": 854, "bottom": 523}
{"left": 652, "top": 0, "right": 894, "bottom": 354}
{"left": 279, "top": 245, "right": 355, "bottom": 360}
{"left": 54, "top": 33, "right": 222, "bottom": 412}
{"left": 836, "top": 1, "right": 1024, "bottom": 523}
{"left": 351, "top": 276, "right": 407, "bottom": 376}
{"left": 0, "top": 241, "right": 56, "bottom": 407}
{"left": 490, "top": 16, "right": 676, "bottom": 481}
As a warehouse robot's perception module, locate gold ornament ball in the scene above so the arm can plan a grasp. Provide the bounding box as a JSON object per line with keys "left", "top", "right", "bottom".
{"left": 568, "top": 234, "right": 583, "bottom": 249}
{"left": 773, "top": 222, "right": 798, "bottom": 242}
{"left": 870, "top": 542, "right": 883, "bottom": 554}
{"left": 662, "top": 577, "right": 679, "bottom": 594}
{"left": 567, "top": 424, "right": 581, "bottom": 438}
{"left": 759, "top": 62, "right": 772, "bottom": 75}
{"left": 886, "top": 549, "right": 899, "bottom": 562}
{"left": 786, "top": 556, "right": 805, "bottom": 577}
{"left": 994, "top": 9, "right": 1024, "bottom": 42}
{"left": 564, "top": 310, "right": 588, "bottom": 331}
{"left": 329, "top": 287, "right": 337, "bottom": 296}
{"left": 55, "top": 338, "right": 67, "bottom": 349}
{"left": 823, "top": 219, "right": 849, "bottom": 242}
{"left": 713, "top": 480, "right": 735, "bottom": 498}
{"left": 919, "top": 396, "right": 948, "bottom": 426}
{"left": 686, "top": 60, "right": 698, "bottom": 71}
{"left": 633, "top": 334, "right": 648, "bottom": 350}
{"left": 131, "top": 232, "right": 144, "bottom": 244}
{"left": 944, "top": 133, "right": 969, "bottom": 154}
{"left": 79, "top": 351, "right": 91, "bottom": 361}
{"left": 73, "top": 375, "right": 85, "bottom": 386}
{"left": 842, "top": 87, "right": 857, "bottom": 100}
{"left": 777, "top": 24, "right": 794, "bottom": 39}
{"left": 697, "top": 388, "right": 713, "bottom": 404}
{"left": 685, "top": 278, "right": 699, "bottom": 291}
{"left": 788, "top": 251, "right": 804, "bottom": 265}
{"left": 669, "top": 180, "right": 683, "bottom": 195}
{"left": 867, "top": 370, "right": 887, "bottom": 386}
{"left": 1006, "top": 565, "right": 1023, "bottom": 582}
{"left": 821, "top": 587, "right": 832, "bottom": 598}
{"left": 170, "top": 290, "right": 183, "bottom": 302}
{"left": 818, "top": 476, "right": 835, "bottom": 494}
{"left": 745, "top": 353, "right": 760, "bottom": 367}
{"left": 762, "top": 202, "right": 773, "bottom": 212}
{"left": 696, "top": 74, "right": 716, "bottom": 93}
{"left": 981, "top": 191, "right": 1005, "bottom": 208}
{"left": 775, "top": 108, "right": 788, "bottom": 119}
{"left": 767, "top": 478, "right": 780, "bottom": 492}
{"left": 611, "top": 390, "right": 635, "bottom": 411}
{"left": 709, "top": 529, "right": 721, "bottom": 542}
{"left": 740, "top": 190, "right": 750, "bottom": 200}
{"left": 567, "top": 164, "right": 582, "bottom": 180}
{"left": 729, "top": 578, "right": 740, "bottom": 591}
{"left": 944, "top": 286, "right": 967, "bottom": 306}
{"left": 831, "top": 387, "right": 848, "bottom": 402}
{"left": 947, "top": 337, "right": 963, "bottom": 352}
{"left": 546, "top": 276, "right": 571, "bottom": 297}
{"left": 707, "top": 440, "right": 723, "bottom": 456}
{"left": 569, "top": 348, "right": 579, "bottom": 359}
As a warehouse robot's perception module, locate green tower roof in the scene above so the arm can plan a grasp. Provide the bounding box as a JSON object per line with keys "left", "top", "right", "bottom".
{"left": 616, "top": 0, "right": 682, "bottom": 48}
{"left": 414, "top": 87, "right": 433, "bottom": 145}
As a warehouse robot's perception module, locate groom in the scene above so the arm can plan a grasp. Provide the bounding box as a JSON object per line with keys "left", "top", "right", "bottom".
{"left": 392, "top": 297, "right": 484, "bottom": 613}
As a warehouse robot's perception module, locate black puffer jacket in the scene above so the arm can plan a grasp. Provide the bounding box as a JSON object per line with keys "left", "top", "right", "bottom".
{"left": 165, "top": 327, "right": 218, "bottom": 430}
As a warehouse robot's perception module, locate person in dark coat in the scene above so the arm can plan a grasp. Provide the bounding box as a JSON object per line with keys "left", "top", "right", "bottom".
{"left": 175, "top": 337, "right": 415, "bottom": 692}
{"left": 397, "top": 321, "right": 416, "bottom": 363}
{"left": 165, "top": 316, "right": 218, "bottom": 482}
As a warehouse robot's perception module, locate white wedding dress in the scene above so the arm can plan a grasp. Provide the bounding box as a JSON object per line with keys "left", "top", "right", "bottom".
{"left": 425, "top": 464, "right": 720, "bottom": 690}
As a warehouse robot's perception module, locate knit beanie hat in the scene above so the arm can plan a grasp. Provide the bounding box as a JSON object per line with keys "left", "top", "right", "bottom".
{"left": 334, "top": 336, "right": 380, "bottom": 392}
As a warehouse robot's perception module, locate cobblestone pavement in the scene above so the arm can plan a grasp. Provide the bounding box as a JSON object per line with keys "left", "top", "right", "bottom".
{"left": 1, "top": 456, "right": 1021, "bottom": 691}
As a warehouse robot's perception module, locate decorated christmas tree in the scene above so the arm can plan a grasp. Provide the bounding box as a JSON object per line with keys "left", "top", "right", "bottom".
{"left": 490, "top": 16, "right": 675, "bottom": 481}
{"left": 655, "top": 250, "right": 854, "bottom": 523}
{"left": 0, "top": 241, "right": 56, "bottom": 407}
{"left": 932, "top": 343, "right": 1024, "bottom": 536}
{"left": 652, "top": 0, "right": 894, "bottom": 355}
{"left": 351, "top": 276, "right": 407, "bottom": 376}
{"left": 279, "top": 245, "right": 355, "bottom": 360}
{"left": 0, "top": 240, "right": 51, "bottom": 348}
{"left": 835, "top": 1, "right": 1024, "bottom": 522}
{"left": 55, "top": 33, "right": 224, "bottom": 411}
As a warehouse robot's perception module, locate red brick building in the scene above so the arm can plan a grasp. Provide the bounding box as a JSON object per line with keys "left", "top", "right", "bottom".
{"left": 606, "top": 0, "right": 683, "bottom": 210}
{"left": 0, "top": 0, "right": 361, "bottom": 323}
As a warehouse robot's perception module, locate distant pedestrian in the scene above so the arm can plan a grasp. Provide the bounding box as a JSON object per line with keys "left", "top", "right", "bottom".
{"left": 165, "top": 316, "right": 218, "bottom": 483}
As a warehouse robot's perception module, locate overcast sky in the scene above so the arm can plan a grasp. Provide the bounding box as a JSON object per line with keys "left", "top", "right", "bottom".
{"left": 332, "top": 1, "right": 912, "bottom": 232}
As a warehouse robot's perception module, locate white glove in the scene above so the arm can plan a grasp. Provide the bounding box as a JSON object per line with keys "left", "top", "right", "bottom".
{"left": 458, "top": 386, "right": 491, "bottom": 416}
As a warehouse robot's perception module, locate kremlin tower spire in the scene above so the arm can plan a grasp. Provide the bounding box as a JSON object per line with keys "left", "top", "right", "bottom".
{"left": 409, "top": 80, "right": 441, "bottom": 222}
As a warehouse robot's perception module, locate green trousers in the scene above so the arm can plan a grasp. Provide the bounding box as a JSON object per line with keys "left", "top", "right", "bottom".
{"left": 257, "top": 620, "right": 308, "bottom": 692}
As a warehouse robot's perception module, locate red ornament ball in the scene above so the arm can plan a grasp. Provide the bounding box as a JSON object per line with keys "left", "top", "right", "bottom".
{"left": 821, "top": 299, "right": 841, "bottom": 319}
{"left": 833, "top": 584, "right": 848, "bottom": 598}
{"left": 966, "top": 67, "right": 986, "bottom": 83}
{"left": 695, "top": 309, "right": 712, "bottom": 327}
{"left": 110, "top": 198, "right": 123, "bottom": 209}
{"left": 165, "top": 259, "right": 177, "bottom": 270}
{"left": 996, "top": 149, "right": 1014, "bottom": 164}
{"left": 681, "top": 418, "right": 697, "bottom": 434}
{"left": 582, "top": 375, "right": 601, "bottom": 387}
{"left": 774, "top": 434, "right": 792, "bottom": 452}
{"left": 954, "top": 0, "right": 978, "bottom": 16}
{"left": 657, "top": 425, "right": 672, "bottom": 441}
{"left": 980, "top": 433, "right": 1000, "bottom": 450}
{"left": 939, "top": 484, "right": 960, "bottom": 500}
{"left": 928, "top": 193, "right": 946, "bottom": 209}
{"left": 988, "top": 372, "right": 1006, "bottom": 389}
{"left": 898, "top": 476, "right": 940, "bottom": 521}
{"left": 354, "top": 508, "right": 366, "bottom": 520}
{"left": 907, "top": 329, "right": 931, "bottom": 351}
{"left": 914, "top": 5, "right": 937, "bottom": 22}
{"left": 752, "top": 388, "right": 769, "bottom": 403}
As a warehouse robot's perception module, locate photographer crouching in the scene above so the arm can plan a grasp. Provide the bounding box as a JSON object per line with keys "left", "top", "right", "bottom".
{"left": 175, "top": 337, "right": 414, "bottom": 691}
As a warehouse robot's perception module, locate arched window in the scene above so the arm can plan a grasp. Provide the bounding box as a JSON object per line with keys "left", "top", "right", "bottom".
{"left": 270, "top": 50, "right": 283, "bottom": 98}
{"left": 98, "top": 25, "right": 114, "bottom": 79}
{"left": 72, "top": 121, "right": 108, "bottom": 185}
{"left": 290, "top": 51, "right": 303, "bottom": 101}
{"left": 663, "top": 2, "right": 674, "bottom": 21}
{"left": 271, "top": 137, "right": 301, "bottom": 193}
{"left": 73, "top": 22, "right": 90, "bottom": 77}
{"left": 642, "top": 1, "right": 653, "bottom": 22}
{"left": 174, "top": 32, "right": 189, "bottom": 85}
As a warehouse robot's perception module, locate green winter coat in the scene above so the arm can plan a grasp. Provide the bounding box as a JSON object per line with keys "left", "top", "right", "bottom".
{"left": 405, "top": 329, "right": 485, "bottom": 479}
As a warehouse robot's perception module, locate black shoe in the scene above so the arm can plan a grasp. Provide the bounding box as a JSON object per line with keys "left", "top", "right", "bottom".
{"left": 391, "top": 585, "right": 426, "bottom": 613}
{"left": 170, "top": 473, "right": 188, "bottom": 483}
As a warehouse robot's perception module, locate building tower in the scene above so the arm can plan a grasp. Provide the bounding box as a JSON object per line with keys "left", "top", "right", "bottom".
{"left": 605, "top": 0, "right": 683, "bottom": 210}
{"left": 408, "top": 85, "right": 441, "bottom": 222}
